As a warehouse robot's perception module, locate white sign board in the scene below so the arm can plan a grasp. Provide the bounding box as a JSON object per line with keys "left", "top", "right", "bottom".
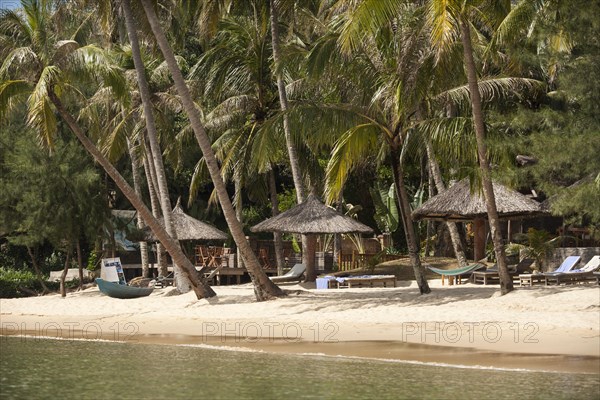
{"left": 101, "top": 258, "right": 127, "bottom": 284}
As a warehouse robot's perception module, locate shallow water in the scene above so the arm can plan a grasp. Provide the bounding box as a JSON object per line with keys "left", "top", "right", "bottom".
{"left": 0, "top": 337, "right": 598, "bottom": 400}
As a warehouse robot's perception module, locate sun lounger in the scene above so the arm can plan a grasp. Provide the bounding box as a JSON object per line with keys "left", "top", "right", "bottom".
{"left": 269, "top": 264, "right": 305, "bottom": 283}
{"left": 520, "top": 255, "right": 580, "bottom": 287}
{"left": 427, "top": 263, "right": 487, "bottom": 285}
{"left": 594, "top": 271, "right": 600, "bottom": 285}
{"left": 473, "top": 259, "right": 535, "bottom": 285}
{"left": 545, "top": 255, "right": 600, "bottom": 285}
{"left": 336, "top": 275, "right": 397, "bottom": 288}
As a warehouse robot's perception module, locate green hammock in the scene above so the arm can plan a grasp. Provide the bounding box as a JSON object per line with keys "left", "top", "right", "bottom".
{"left": 427, "top": 263, "right": 487, "bottom": 276}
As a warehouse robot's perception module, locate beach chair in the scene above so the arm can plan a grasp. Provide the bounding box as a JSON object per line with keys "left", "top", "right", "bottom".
{"left": 545, "top": 255, "right": 600, "bottom": 285}
{"left": 473, "top": 258, "right": 534, "bottom": 285}
{"left": 269, "top": 264, "right": 305, "bottom": 283}
{"left": 427, "top": 263, "right": 487, "bottom": 285}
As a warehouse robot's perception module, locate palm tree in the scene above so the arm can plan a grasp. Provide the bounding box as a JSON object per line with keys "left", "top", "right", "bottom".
{"left": 0, "top": 0, "right": 215, "bottom": 299}
{"left": 427, "top": 0, "right": 513, "bottom": 294}
{"left": 139, "top": 0, "right": 285, "bottom": 300}
{"left": 120, "top": 0, "right": 196, "bottom": 292}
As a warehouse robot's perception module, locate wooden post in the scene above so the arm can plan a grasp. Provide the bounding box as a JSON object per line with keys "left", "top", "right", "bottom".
{"left": 473, "top": 218, "right": 486, "bottom": 261}
{"left": 305, "top": 234, "right": 317, "bottom": 282}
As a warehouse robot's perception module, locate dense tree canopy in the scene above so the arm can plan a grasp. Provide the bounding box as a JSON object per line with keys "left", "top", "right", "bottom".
{"left": 1, "top": 0, "right": 598, "bottom": 297}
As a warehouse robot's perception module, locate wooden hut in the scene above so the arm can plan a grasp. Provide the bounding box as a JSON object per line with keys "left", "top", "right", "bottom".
{"left": 412, "top": 180, "right": 546, "bottom": 260}
{"left": 251, "top": 193, "right": 373, "bottom": 281}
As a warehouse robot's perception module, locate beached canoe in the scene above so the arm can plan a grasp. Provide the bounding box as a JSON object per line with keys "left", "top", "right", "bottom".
{"left": 95, "top": 278, "right": 154, "bottom": 299}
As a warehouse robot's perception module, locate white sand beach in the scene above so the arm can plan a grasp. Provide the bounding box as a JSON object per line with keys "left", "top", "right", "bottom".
{"left": 1, "top": 280, "right": 599, "bottom": 372}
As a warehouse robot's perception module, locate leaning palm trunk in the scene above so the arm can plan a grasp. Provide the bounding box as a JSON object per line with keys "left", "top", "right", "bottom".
{"left": 127, "top": 137, "right": 150, "bottom": 277}
{"left": 459, "top": 19, "right": 512, "bottom": 294}
{"left": 390, "top": 147, "right": 431, "bottom": 294}
{"left": 121, "top": 0, "right": 192, "bottom": 292}
{"left": 269, "top": 0, "right": 310, "bottom": 274}
{"left": 425, "top": 141, "right": 468, "bottom": 267}
{"left": 48, "top": 90, "right": 216, "bottom": 299}
{"left": 140, "top": 0, "right": 284, "bottom": 300}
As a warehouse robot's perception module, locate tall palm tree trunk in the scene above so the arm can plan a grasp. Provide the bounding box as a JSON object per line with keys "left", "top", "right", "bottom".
{"left": 127, "top": 137, "right": 150, "bottom": 277}
{"left": 140, "top": 0, "right": 284, "bottom": 300}
{"left": 425, "top": 140, "right": 468, "bottom": 267}
{"left": 121, "top": 0, "right": 192, "bottom": 292}
{"left": 47, "top": 89, "right": 216, "bottom": 299}
{"left": 459, "top": 19, "right": 512, "bottom": 294}
{"left": 269, "top": 0, "right": 310, "bottom": 274}
{"left": 268, "top": 168, "right": 285, "bottom": 275}
{"left": 142, "top": 144, "right": 168, "bottom": 276}
{"left": 390, "top": 146, "right": 431, "bottom": 294}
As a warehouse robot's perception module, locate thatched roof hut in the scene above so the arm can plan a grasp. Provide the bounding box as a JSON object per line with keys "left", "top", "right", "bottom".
{"left": 412, "top": 180, "right": 545, "bottom": 221}
{"left": 144, "top": 202, "right": 227, "bottom": 241}
{"left": 251, "top": 194, "right": 372, "bottom": 282}
{"left": 251, "top": 194, "right": 373, "bottom": 235}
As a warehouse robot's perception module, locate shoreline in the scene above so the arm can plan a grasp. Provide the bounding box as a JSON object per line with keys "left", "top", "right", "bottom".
{"left": 2, "top": 332, "right": 598, "bottom": 374}
{"left": 1, "top": 281, "right": 599, "bottom": 374}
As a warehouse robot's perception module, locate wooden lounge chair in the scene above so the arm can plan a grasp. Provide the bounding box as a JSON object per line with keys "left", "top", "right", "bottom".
{"left": 473, "top": 258, "right": 535, "bottom": 285}
{"left": 545, "top": 255, "right": 600, "bottom": 285}
{"left": 337, "top": 275, "right": 397, "bottom": 288}
{"left": 520, "top": 256, "right": 581, "bottom": 287}
{"left": 269, "top": 264, "right": 305, "bottom": 283}
{"left": 427, "top": 263, "right": 487, "bottom": 285}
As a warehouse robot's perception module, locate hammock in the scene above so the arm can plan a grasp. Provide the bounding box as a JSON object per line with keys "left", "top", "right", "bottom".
{"left": 427, "top": 263, "right": 487, "bottom": 276}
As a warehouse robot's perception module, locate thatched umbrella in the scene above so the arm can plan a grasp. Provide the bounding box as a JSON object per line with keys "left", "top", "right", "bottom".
{"left": 143, "top": 201, "right": 228, "bottom": 241}
{"left": 412, "top": 180, "right": 546, "bottom": 260}
{"left": 251, "top": 193, "right": 373, "bottom": 281}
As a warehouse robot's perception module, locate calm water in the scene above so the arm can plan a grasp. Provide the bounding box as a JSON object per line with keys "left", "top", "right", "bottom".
{"left": 0, "top": 337, "right": 598, "bottom": 400}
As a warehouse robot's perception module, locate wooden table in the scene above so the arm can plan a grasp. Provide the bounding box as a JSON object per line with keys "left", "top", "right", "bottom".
{"left": 519, "top": 274, "right": 545, "bottom": 286}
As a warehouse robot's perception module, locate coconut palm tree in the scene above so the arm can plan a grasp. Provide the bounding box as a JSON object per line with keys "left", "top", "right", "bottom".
{"left": 0, "top": 0, "right": 215, "bottom": 299}
{"left": 427, "top": 0, "right": 514, "bottom": 294}
{"left": 138, "top": 0, "right": 285, "bottom": 300}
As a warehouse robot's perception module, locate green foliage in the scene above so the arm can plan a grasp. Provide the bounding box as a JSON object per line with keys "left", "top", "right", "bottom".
{"left": 0, "top": 267, "right": 38, "bottom": 298}
{"left": 513, "top": 228, "right": 560, "bottom": 271}
{"left": 369, "top": 183, "right": 399, "bottom": 234}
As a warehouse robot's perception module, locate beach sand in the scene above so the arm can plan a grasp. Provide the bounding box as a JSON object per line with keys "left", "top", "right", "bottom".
{"left": 1, "top": 280, "right": 599, "bottom": 373}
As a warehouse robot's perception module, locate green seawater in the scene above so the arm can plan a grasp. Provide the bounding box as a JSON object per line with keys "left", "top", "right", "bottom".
{"left": 0, "top": 336, "right": 598, "bottom": 400}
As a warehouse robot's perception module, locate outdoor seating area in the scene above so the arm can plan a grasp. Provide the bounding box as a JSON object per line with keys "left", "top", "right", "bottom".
{"left": 472, "top": 258, "right": 535, "bottom": 285}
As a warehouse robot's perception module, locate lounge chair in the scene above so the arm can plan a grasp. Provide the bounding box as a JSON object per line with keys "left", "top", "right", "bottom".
{"left": 473, "top": 258, "right": 535, "bottom": 285}
{"left": 427, "top": 263, "right": 487, "bottom": 285}
{"left": 269, "top": 264, "right": 305, "bottom": 283}
{"left": 545, "top": 255, "right": 600, "bottom": 285}
{"left": 519, "top": 255, "right": 581, "bottom": 286}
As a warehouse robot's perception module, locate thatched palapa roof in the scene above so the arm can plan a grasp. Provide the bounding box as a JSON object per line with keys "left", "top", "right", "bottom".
{"left": 412, "top": 180, "right": 546, "bottom": 221}
{"left": 144, "top": 202, "right": 227, "bottom": 241}
{"left": 251, "top": 193, "right": 373, "bottom": 234}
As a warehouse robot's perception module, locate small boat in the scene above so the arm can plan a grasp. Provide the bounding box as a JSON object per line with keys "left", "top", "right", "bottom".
{"left": 95, "top": 278, "right": 154, "bottom": 299}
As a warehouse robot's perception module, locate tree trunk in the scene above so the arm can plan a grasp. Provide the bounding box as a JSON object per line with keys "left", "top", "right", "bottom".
{"left": 121, "top": 0, "right": 192, "bottom": 293}
{"left": 268, "top": 168, "right": 285, "bottom": 275}
{"left": 390, "top": 145, "right": 431, "bottom": 294}
{"left": 26, "top": 246, "right": 49, "bottom": 294}
{"left": 140, "top": 0, "right": 284, "bottom": 300}
{"left": 127, "top": 137, "right": 150, "bottom": 278}
{"left": 142, "top": 141, "right": 168, "bottom": 276}
{"left": 60, "top": 246, "right": 71, "bottom": 298}
{"left": 234, "top": 171, "right": 244, "bottom": 270}
{"left": 76, "top": 240, "right": 84, "bottom": 291}
{"left": 459, "top": 19, "right": 512, "bottom": 294}
{"left": 425, "top": 140, "right": 468, "bottom": 267}
{"left": 47, "top": 90, "right": 216, "bottom": 299}
{"left": 269, "top": 0, "right": 310, "bottom": 273}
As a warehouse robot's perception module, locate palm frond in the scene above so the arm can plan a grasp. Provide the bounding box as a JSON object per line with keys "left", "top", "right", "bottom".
{"left": 434, "top": 77, "right": 545, "bottom": 106}
{"left": 325, "top": 123, "right": 379, "bottom": 203}
{"left": 0, "top": 79, "right": 31, "bottom": 119}
{"left": 27, "top": 65, "right": 60, "bottom": 148}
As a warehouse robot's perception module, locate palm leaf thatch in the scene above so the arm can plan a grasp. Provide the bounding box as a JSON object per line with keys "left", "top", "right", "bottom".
{"left": 412, "top": 180, "right": 545, "bottom": 221}
{"left": 251, "top": 194, "right": 373, "bottom": 234}
{"left": 144, "top": 200, "right": 227, "bottom": 241}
